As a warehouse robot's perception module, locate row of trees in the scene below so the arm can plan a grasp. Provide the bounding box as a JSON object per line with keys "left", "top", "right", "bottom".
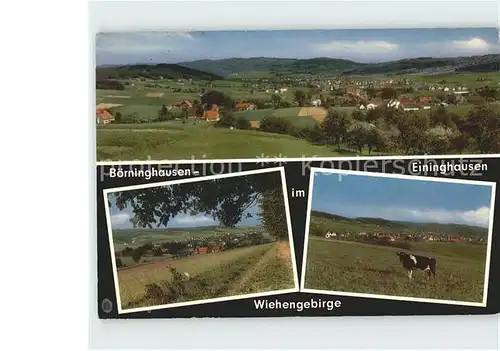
{"left": 214, "top": 103, "right": 500, "bottom": 155}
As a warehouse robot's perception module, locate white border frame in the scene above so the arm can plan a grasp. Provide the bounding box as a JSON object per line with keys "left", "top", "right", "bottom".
{"left": 300, "top": 167, "right": 496, "bottom": 308}
{"left": 97, "top": 154, "right": 500, "bottom": 166}
{"left": 103, "top": 167, "right": 299, "bottom": 314}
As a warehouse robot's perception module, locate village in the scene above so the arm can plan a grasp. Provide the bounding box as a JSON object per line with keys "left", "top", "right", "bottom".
{"left": 115, "top": 228, "right": 274, "bottom": 268}
{"left": 324, "top": 230, "right": 487, "bottom": 244}
{"left": 96, "top": 71, "right": 498, "bottom": 125}
{"left": 96, "top": 57, "right": 500, "bottom": 160}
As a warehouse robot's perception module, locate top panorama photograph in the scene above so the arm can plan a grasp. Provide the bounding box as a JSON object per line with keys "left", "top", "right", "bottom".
{"left": 96, "top": 28, "right": 500, "bottom": 161}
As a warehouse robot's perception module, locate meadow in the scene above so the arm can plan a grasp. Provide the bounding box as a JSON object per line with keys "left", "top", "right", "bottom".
{"left": 303, "top": 237, "right": 488, "bottom": 303}
{"left": 117, "top": 241, "right": 296, "bottom": 310}
{"left": 96, "top": 121, "right": 352, "bottom": 160}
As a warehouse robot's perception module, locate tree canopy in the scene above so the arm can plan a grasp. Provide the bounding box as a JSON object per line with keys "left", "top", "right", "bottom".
{"left": 109, "top": 172, "right": 289, "bottom": 239}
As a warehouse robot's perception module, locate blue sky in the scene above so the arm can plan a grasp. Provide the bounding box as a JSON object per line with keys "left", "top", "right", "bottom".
{"left": 96, "top": 28, "right": 499, "bottom": 65}
{"left": 311, "top": 172, "right": 493, "bottom": 228}
{"left": 107, "top": 192, "right": 261, "bottom": 230}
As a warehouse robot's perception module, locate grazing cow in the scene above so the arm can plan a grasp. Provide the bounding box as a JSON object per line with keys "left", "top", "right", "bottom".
{"left": 396, "top": 251, "right": 437, "bottom": 280}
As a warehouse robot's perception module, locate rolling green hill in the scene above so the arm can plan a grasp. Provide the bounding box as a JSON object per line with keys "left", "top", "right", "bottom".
{"left": 96, "top": 63, "right": 223, "bottom": 81}
{"left": 310, "top": 210, "right": 488, "bottom": 236}
{"left": 179, "top": 57, "right": 363, "bottom": 76}
{"left": 178, "top": 55, "right": 500, "bottom": 77}
{"left": 343, "top": 54, "right": 500, "bottom": 75}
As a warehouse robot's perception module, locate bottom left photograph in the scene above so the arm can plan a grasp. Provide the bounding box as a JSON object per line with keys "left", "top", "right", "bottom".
{"left": 103, "top": 168, "right": 298, "bottom": 314}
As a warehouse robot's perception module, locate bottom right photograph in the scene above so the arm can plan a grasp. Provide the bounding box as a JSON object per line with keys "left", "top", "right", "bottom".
{"left": 301, "top": 168, "right": 496, "bottom": 307}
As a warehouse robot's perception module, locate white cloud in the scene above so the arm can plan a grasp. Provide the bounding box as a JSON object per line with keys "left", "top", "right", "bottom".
{"left": 96, "top": 32, "right": 194, "bottom": 55}
{"left": 397, "top": 206, "right": 491, "bottom": 228}
{"left": 461, "top": 207, "right": 491, "bottom": 226}
{"left": 165, "top": 31, "right": 194, "bottom": 40}
{"left": 170, "top": 214, "right": 217, "bottom": 227}
{"left": 315, "top": 40, "right": 399, "bottom": 53}
{"left": 111, "top": 213, "right": 131, "bottom": 227}
{"left": 452, "top": 37, "right": 490, "bottom": 50}
{"left": 332, "top": 205, "right": 491, "bottom": 228}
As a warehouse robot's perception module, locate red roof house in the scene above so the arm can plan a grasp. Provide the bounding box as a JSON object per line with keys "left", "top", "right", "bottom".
{"left": 196, "top": 246, "right": 212, "bottom": 254}
{"left": 96, "top": 108, "right": 114, "bottom": 124}
{"left": 173, "top": 100, "right": 193, "bottom": 109}
{"left": 203, "top": 104, "right": 220, "bottom": 121}
{"left": 235, "top": 103, "right": 255, "bottom": 111}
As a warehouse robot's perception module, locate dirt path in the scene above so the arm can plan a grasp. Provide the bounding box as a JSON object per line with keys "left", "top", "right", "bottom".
{"left": 225, "top": 244, "right": 277, "bottom": 295}
{"left": 276, "top": 241, "right": 292, "bottom": 263}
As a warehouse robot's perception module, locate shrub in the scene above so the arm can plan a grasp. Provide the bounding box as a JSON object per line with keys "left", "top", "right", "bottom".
{"left": 152, "top": 246, "right": 163, "bottom": 256}
{"left": 131, "top": 248, "right": 143, "bottom": 263}
{"left": 259, "top": 116, "right": 292, "bottom": 134}
{"left": 115, "top": 256, "right": 123, "bottom": 268}
{"left": 216, "top": 112, "right": 236, "bottom": 128}
{"left": 142, "top": 243, "right": 153, "bottom": 251}
{"left": 121, "top": 247, "right": 133, "bottom": 257}
{"left": 235, "top": 117, "right": 251, "bottom": 130}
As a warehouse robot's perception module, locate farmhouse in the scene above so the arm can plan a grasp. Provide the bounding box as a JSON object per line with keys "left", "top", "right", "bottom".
{"left": 311, "top": 99, "right": 322, "bottom": 107}
{"left": 235, "top": 103, "right": 256, "bottom": 111}
{"left": 359, "top": 103, "right": 378, "bottom": 110}
{"left": 185, "top": 107, "right": 199, "bottom": 118}
{"left": 173, "top": 100, "right": 193, "bottom": 109}
{"left": 203, "top": 104, "right": 220, "bottom": 121}
{"left": 96, "top": 108, "right": 114, "bottom": 124}
{"left": 196, "top": 246, "right": 212, "bottom": 254}
{"left": 387, "top": 99, "right": 400, "bottom": 108}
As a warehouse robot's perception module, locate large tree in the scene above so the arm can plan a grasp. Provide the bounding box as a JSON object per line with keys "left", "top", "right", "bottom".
{"left": 465, "top": 104, "right": 500, "bottom": 153}
{"left": 294, "top": 90, "right": 307, "bottom": 107}
{"left": 396, "top": 111, "right": 430, "bottom": 155}
{"left": 201, "top": 90, "right": 234, "bottom": 109}
{"left": 380, "top": 87, "right": 398, "bottom": 100}
{"left": 321, "top": 109, "right": 352, "bottom": 148}
{"left": 110, "top": 172, "right": 289, "bottom": 239}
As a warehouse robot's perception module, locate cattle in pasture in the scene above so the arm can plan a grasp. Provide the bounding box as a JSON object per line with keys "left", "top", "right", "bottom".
{"left": 396, "top": 251, "right": 437, "bottom": 280}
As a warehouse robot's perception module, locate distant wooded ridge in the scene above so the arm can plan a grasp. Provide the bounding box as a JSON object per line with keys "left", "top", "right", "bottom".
{"left": 311, "top": 210, "right": 489, "bottom": 236}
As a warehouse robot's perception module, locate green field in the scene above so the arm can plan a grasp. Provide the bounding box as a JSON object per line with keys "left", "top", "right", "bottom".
{"left": 96, "top": 121, "right": 353, "bottom": 160}
{"left": 303, "top": 237, "right": 487, "bottom": 303}
{"left": 233, "top": 107, "right": 318, "bottom": 127}
{"left": 118, "top": 242, "right": 295, "bottom": 310}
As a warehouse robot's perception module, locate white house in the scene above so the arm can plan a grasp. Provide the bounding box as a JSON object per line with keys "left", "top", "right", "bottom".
{"left": 325, "top": 231, "right": 337, "bottom": 239}
{"left": 279, "top": 87, "right": 288, "bottom": 93}
{"left": 311, "top": 99, "right": 322, "bottom": 107}
{"left": 359, "top": 103, "right": 378, "bottom": 110}
{"left": 387, "top": 99, "right": 400, "bottom": 108}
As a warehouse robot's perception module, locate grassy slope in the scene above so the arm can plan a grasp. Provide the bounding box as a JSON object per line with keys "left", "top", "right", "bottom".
{"left": 96, "top": 121, "right": 351, "bottom": 160}
{"left": 119, "top": 242, "right": 294, "bottom": 309}
{"left": 304, "top": 237, "right": 487, "bottom": 303}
